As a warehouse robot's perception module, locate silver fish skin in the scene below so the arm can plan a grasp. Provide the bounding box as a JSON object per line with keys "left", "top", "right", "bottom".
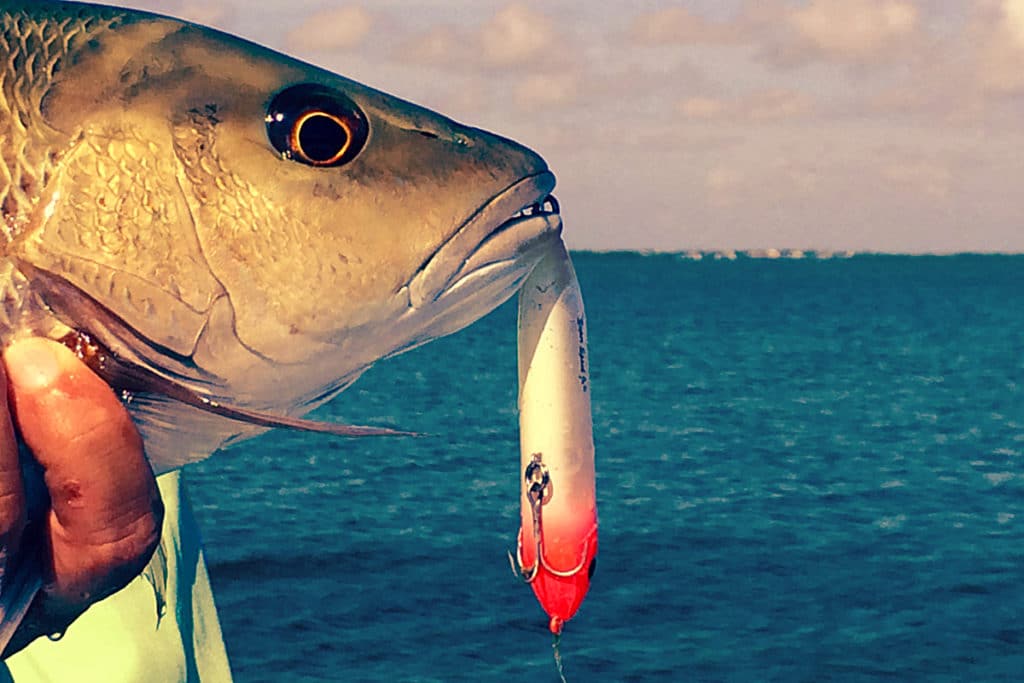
{"left": 0, "top": 0, "right": 562, "bottom": 471}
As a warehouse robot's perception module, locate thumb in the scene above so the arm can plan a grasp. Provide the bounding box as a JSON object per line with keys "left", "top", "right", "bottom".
{"left": 3, "top": 338, "right": 163, "bottom": 604}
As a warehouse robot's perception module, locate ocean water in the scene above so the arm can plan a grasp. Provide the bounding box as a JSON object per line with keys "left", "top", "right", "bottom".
{"left": 187, "top": 253, "right": 1024, "bottom": 682}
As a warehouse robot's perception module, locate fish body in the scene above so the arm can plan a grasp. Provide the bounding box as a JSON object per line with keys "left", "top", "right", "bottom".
{"left": 0, "top": 0, "right": 561, "bottom": 471}
{"left": 0, "top": 0, "right": 598, "bottom": 660}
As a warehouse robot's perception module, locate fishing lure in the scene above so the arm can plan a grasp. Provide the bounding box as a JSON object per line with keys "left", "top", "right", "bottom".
{"left": 515, "top": 240, "right": 598, "bottom": 642}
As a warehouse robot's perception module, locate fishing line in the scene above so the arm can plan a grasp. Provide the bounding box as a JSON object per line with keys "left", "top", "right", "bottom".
{"left": 552, "top": 631, "right": 568, "bottom": 683}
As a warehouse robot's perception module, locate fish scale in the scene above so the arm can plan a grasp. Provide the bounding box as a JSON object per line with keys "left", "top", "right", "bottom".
{"left": 0, "top": 5, "right": 120, "bottom": 222}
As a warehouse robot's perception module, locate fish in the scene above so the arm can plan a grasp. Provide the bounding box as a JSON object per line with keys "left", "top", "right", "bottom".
{"left": 0, "top": 0, "right": 596, "bottom": 659}
{"left": 0, "top": 0, "right": 559, "bottom": 470}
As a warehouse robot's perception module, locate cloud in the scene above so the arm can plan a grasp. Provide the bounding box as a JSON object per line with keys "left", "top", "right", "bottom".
{"left": 285, "top": 6, "right": 374, "bottom": 53}
{"left": 627, "top": 1, "right": 927, "bottom": 72}
{"left": 973, "top": 0, "right": 1024, "bottom": 94}
{"left": 705, "top": 166, "right": 746, "bottom": 206}
{"left": 761, "top": 0, "right": 929, "bottom": 68}
{"left": 882, "top": 159, "right": 952, "bottom": 200}
{"left": 679, "top": 96, "right": 728, "bottom": 120}
{"left": 867, "top": 0, "right": 1024, "bottom": 114}
{"left": 399, "top": 25, "right": 464, "bottom": 66}
{"left": 513, "top": 72, "right": 580, "bottom": 110}
{"left": 395, "top": 3, "right": 567, "bottom": 72}
{"left": 628, "top": 7, "right": 738, "bottom": 46}
{"left": 479, "top": 4, "right": 557, "bottom": 67}
{"left": 800, "top": 2, "right": 1024, "bottom": 123}
{"left": 678, "top": 89, "right": 816, "bottom": 123}
{"left": 743, "top": 89, "right": 816, "bottom": 121}
{"left": 787, "top": 0, "right": 919, "bottom": 62}
{"left": 1002, "top": 0, "right": 1024, "bottom": 45}
{"left": 702, "top": 153, "right": 827, "bottom": 213}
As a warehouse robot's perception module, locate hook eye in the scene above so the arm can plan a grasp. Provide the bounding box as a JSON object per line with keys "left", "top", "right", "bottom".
{"left": 524, "top": 453, "right": 553, "bottom": 505}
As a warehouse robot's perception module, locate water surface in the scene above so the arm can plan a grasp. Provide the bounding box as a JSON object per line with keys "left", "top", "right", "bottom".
{"left": 190, "top": 253, "right": 1024, "bottom": 682}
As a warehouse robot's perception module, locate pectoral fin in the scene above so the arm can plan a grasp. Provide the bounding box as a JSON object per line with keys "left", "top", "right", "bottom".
{"left": 57, "top": 331, "right": 416, "bottom": 440}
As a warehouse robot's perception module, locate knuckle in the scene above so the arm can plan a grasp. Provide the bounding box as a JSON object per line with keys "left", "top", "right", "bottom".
{"left": 83, "top": 520, "right": 164, "bottom": 602}
{"left": 49, "top": 491, "right": 165, "bottom": 603}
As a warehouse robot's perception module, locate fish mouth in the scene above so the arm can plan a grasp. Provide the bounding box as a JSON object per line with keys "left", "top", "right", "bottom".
{"left": 407, "top": 171, "right": 561, "bottom": 309}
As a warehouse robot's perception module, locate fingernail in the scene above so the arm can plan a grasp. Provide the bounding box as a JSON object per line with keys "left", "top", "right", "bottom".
{"left": 5, "top": 339, "right": 62, "bottom": 391}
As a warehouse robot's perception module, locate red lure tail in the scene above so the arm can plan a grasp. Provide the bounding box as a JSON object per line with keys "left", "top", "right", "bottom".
{"left": 516, "top": 498, "right": 598, "bottom": 634}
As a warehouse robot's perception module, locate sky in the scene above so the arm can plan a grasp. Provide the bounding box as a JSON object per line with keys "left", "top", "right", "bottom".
{"left": 115, "top": 1, "right": 1024, "bottom": 253}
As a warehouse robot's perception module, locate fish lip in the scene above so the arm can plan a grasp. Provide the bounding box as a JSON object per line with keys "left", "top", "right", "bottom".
{"left": 407, "top": 171, "right": 560, "bottom": 308}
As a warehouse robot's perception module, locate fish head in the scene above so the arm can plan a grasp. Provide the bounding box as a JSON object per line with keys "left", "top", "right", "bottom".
{"left": 20, "top": 6, "right": 560, "bottom": 428}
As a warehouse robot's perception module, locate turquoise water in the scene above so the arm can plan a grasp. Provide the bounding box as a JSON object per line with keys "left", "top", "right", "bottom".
{"left": 188, "top": 253, "right": 1024, "bottom": 682}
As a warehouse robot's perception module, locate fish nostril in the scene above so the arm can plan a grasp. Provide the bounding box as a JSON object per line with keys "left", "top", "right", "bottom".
{"left": 412, "top": 128, "right": 473, "bottom": 147}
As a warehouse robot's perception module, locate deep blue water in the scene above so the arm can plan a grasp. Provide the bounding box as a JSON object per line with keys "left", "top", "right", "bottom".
{"left": 187, "top": 253, "right": 1024, "bottom": 682}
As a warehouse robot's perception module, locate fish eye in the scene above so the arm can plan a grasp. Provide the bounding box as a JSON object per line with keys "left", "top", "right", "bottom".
{"left": 266, "top": 84, "right": 368, "bottom": 167}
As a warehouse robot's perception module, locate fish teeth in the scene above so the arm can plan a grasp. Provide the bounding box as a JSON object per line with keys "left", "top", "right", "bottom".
{"left": 509, "top": 195, "right": 559, "bottom": 220}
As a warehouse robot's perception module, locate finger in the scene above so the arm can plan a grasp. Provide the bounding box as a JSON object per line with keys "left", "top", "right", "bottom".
{"left": 3, "top": 338, "right": 163, "bottom": 605}
{"left": 0, "top": 362, "right": 25, "bottom": 570}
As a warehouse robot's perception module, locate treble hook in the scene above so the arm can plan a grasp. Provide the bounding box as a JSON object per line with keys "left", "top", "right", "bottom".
{"left": 510, "top": 453, "right": 591, "bottom": 585}
{"left": 509, "top": 453, "right": 548, "bottom": 582}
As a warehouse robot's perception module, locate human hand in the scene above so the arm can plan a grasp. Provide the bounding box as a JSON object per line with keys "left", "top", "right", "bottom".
{"left": 0, "top": 338, "right": 163, "bottom": 657}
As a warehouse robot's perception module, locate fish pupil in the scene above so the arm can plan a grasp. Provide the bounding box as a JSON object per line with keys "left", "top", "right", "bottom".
{"left": 297, "top": 113, "right": 350, "bottom": 165}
